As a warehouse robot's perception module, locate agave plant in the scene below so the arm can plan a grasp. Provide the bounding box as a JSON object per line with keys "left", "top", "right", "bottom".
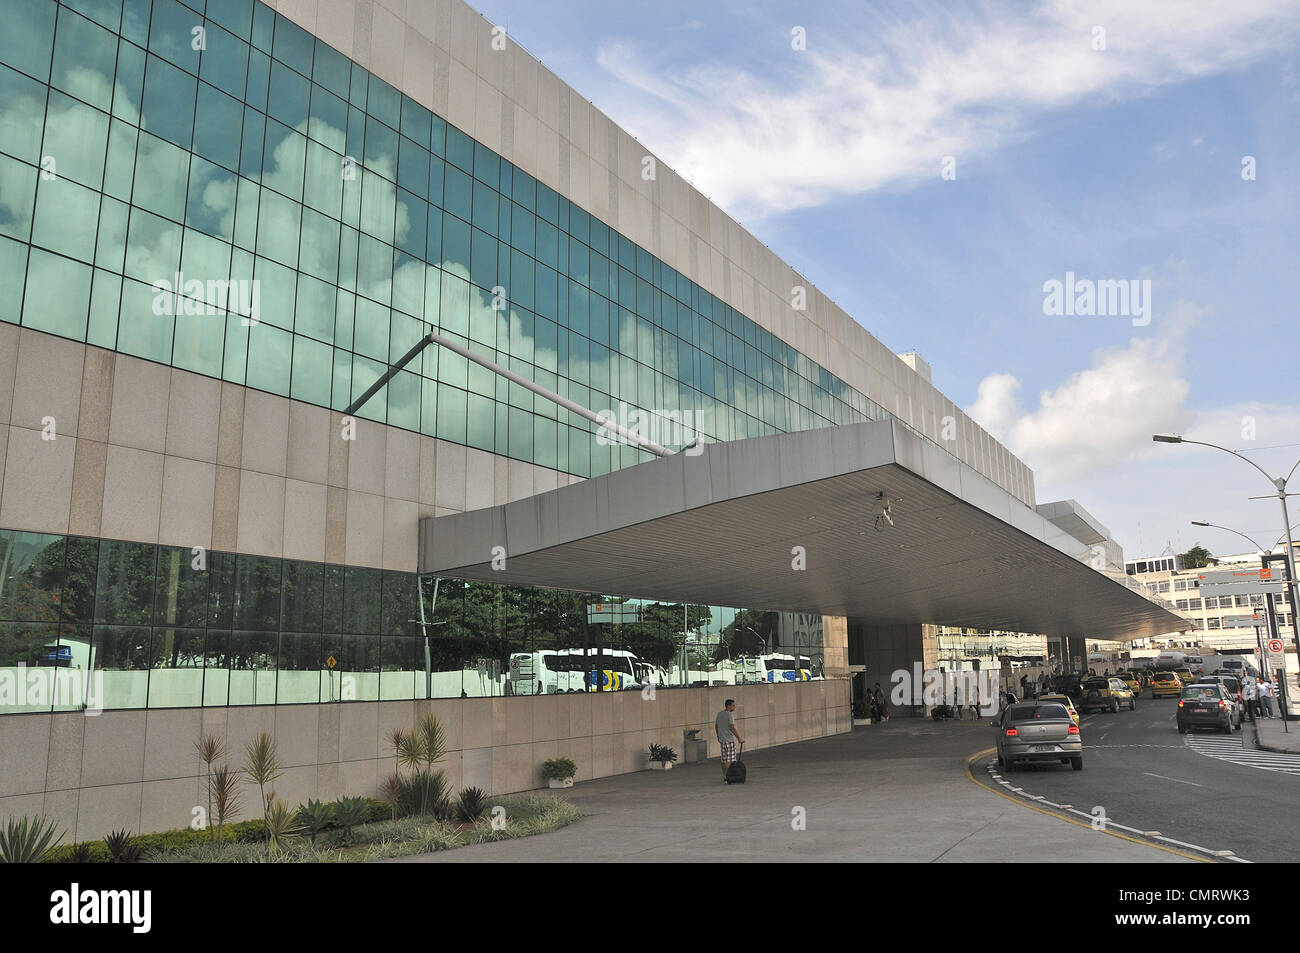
{"left": 334, "top": 796, "right": 368, "bottom": 836}
{"left": 104, "top": 829, "right": 141, "bottom": 863}
{"left": 67, "top": 842, "right": 93, "bottom": 863}
{"left": 455, "top": 786, "right": 489, "bottom": 823}
{"left": 295, "top": 799, "right": 335, "bottom": 846}
{"left": 0, "top": 816, "right": 64, "bottom": 863}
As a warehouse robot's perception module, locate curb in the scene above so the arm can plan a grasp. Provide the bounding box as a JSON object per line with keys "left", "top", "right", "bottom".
{"left": 1250, "top": 721, "right": 1300, "bottom": 755}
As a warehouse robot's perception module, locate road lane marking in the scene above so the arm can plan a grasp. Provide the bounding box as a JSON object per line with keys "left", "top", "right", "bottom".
{"left": 962, "top": 748, "right": 1213, "bottom": 863}
{"left": 1143, "top": 772, "right": 1202, "bottom": 786}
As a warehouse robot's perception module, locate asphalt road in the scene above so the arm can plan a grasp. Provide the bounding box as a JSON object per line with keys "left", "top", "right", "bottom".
{"left": 983, "top": 692, "right": 1300, "bottom": 862}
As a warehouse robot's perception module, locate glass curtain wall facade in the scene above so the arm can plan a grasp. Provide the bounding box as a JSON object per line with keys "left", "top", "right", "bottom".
{"left": 0, "top": 0, "right": 886, "bottom": 479}
{"left": 0, "top": 527, "right": 825, "bottom": 712}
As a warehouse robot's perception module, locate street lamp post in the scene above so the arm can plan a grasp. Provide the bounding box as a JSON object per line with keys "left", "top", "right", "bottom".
{"left": 1157, "top": 434, "right": 1300, "bottom": 712}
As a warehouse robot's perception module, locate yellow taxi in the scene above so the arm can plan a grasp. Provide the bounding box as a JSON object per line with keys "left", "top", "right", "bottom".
{"left": 1150, "top": 671, "right": 1183, "bottom": 698}
{"left": 1036, "top": 692, "right": 1080, "bottom": 726}
{"left": 1173, "top": 667, "right": 1195, "bottom": 684}
{"left": 1115, "top": 671, "right": 1142, "bottom": 696}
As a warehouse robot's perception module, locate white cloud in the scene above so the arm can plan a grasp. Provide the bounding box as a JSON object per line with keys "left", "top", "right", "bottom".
{"left": 595, "top": 0, "right": 1300, "bottom": 220}
{"left": 966, "top": 302, "right": 1202, "bottom": 485}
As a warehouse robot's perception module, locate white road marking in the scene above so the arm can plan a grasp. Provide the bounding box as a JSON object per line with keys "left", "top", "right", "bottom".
{"left": 1185, "top": 735, "right": 1300, "bottom": 776}
{"left": 1143, "top": 771, "right": 1202, "bottom": 787}
{"left": 982, "top": 757, "right": 1249, "bottom": 862}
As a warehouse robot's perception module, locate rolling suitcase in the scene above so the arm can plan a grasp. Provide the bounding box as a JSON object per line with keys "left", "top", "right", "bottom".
{"left": 725, "top": 743, "right": 746, "bottom": 784}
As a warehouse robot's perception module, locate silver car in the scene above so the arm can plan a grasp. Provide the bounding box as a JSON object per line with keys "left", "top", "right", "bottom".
{"left": 994, "top": 702, "right": 1083, "bottom": 772}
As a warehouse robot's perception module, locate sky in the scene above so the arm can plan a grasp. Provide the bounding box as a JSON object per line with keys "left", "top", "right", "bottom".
{"left": 471, "top": 0, "right": 1300, "bottom": 560}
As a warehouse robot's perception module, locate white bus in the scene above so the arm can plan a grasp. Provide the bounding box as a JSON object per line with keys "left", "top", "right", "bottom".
{"left": 507, "top": 648, "right": 645, "bottom": 694}
{"left": 736, "top": 653, "right": 822, "bottom": 684}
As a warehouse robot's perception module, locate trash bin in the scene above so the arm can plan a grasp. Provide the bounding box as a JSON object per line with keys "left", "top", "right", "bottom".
{"left": 683, "top": 729, "right": 708, "bottom": 763}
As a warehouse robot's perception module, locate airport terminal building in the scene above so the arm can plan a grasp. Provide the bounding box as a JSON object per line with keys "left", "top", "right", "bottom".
{"left": 0, "top": 0, "right": 1184, "bottom": 836}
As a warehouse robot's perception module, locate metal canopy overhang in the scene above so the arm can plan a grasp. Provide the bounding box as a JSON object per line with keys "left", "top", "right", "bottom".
{"left": 418, "top": 419, "right": 1189, "bottom": 641}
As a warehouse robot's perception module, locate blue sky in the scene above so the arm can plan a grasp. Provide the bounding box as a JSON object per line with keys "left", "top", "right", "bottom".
{"left": 472, "top": 0, "right": 1300, "bottom": 560}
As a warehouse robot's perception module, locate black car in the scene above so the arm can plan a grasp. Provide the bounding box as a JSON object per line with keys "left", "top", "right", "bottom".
{"left": 1177, "top": 683, "right": 1241, "bottom": 734}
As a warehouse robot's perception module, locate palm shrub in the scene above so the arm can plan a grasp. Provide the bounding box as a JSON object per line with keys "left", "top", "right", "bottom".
{"left": 295, "top": 799, "right": 335, "bottom": 846}
{"left": 264, "top": 799, "right": 298, "bottom": 855}
{"left": 388, "top": 712, "right": 448, "bottom": 817}
{"left": 455, "top": 786, "right": 489, "bottom": 823}
{"left": 243, "top": 731, "right": 282, "bottom": 825}
{"left": 194, "top": 734, "right": 226, "bottom": 842}
{"left": 211, "top": 765, "right": 242, "bottom": 842}
{"left": 0, "top": 816, "right": 64, "bottom": 863}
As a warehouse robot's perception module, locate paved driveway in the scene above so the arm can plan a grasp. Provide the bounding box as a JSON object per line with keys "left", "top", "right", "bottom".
{"left": 397, "top": 718, "right": 1194, "bottom": 863}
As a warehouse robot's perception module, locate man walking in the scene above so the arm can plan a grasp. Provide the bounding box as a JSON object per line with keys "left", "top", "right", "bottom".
{"left": 717, "top": 699, "right": 743, "bottom": 780}
{"left": 1259, "top": 679, "right": 1274, "bottom": 718}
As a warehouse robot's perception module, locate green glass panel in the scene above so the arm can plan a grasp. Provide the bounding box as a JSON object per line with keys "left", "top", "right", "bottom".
{"left": 21, "top": 249, "right": 91, "bottom": 340}
{"left": 290, "top": 334, "right": 332, "bottom": 405}
{"left": 133, "top": 132, "right": 190, "bottom": 223}
{"left": 124, "top": 208, "right": 182, "bottom": 285}
{"left": 102, "top": 119, "right": 137, "bottom": 200}
{"left": 222, "top": 310, "right": 248, "bottom": 384}
{"left": 353, "top": 296, "right": 388, "bottom": 361}
{"left": 299, "top": 206, "right": 340, "bottom": 282}
{"left": 253, "top": 256, "right": 296, "bottom": 331}
{"left": 171, "top": 303, "right": 226, "bottom": 377}
{"left": 254, "top": 189, "right": 301, "bottom": 266}
{"left": 0, "top": 237, "right": 29, "bottom": 324}
{"left": 117, "top": 277, "right": 174, "bottom": 363}
{"left": 0, "top": 64, "right": 46, "bottom": 165}
{"left": 185, "top": 155, "right": 237, "bottom": 242}
{"left": 148, "top": 0, "right": 201, "bottom": 74}
{"left": 141, "top": 54, "right": 197, "bottom": 148}
{"left": 246, "top": 321, "right": 291, "bottom": 395}
{"left": 87, "top": 268, "right": 121, "bottom": 348}
{"left": 436, "top": 383, "right": 466, "bottom": 443}
{"left": 193, "top": 83, "right": 244, "bottom": 172}
{"left": 32, "top": 176, "right": 99, "bottom": 264}
{"left": 42, "top": 91, "right": 110, "bottom": 190}
{"left": 52, "top": 6, "right": 117, "bottom": 111}
{"left": 293, "top": 273, "right": 335, "bottom": 343}
{"left": 0, "top": 0, "right": 56, "bottom": 82}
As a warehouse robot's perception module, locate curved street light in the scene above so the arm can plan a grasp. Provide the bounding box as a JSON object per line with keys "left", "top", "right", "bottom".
{"left": 1153, "top": 434, "right": 1300, "bottom": 621}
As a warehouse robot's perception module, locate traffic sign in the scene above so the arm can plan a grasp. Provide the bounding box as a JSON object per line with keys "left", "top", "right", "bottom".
{"left": 1197, "top": 579, "right": 1287, "bottom": 596}
{"left": 1269, "top": 639, "right": 1285, "bottom": 654}
{"left": 1219, "top": 614, "right": 1265, "bottom": 628}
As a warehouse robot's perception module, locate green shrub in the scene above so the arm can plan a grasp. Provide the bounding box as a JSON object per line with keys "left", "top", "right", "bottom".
{"left": 46, "top": 818, "right": 267, "bottom": 863}
{"left": 541, "top": 757, "right": 576, "bottom": 781}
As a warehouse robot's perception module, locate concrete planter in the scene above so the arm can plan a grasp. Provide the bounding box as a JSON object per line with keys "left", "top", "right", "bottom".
{"left": 648, "top": 761, "right": 674, "bottom": 771}
{"left": 852, "top": 718, "right": 871, "bottom": 726}
{"left": 547, "top": 778, "right": 574, "bottom": 789}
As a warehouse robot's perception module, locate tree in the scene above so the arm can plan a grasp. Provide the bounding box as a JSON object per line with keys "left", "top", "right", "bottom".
{"left": 1180, "top": 545, "right": 1217, "bottom": 569}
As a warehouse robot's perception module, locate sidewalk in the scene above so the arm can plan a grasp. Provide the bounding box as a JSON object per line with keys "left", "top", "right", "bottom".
{"left": 1252, "top": 714, "right": 1300, "bottom": 753}
{"left": 395, "top": 720, "right": 1193, "bottom": 863}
